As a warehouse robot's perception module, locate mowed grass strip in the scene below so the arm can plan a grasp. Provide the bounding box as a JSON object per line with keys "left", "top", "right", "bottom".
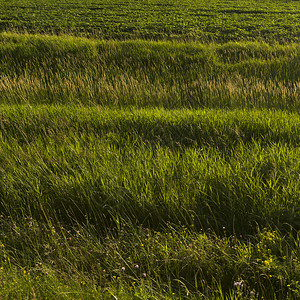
{"left": 0, "top": 33, "right": 299, "bottom": 109}
{"left": 0, "top": 106, "right": 300, "bottom": 234}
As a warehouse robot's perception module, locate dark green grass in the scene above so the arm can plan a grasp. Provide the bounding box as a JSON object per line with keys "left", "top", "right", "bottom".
{"left": 0, "top": 0, "right": 299, "bottom": 42}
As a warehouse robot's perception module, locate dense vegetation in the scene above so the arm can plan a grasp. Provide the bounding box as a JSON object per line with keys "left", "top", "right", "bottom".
{"left": 0, "top": 0, "right": 300, "bottom": 42}
{"left": 1, "top": 33, "right": 299, "bottom": 109}
{"left": 0, "top": 0, "right": 300, "bottom": 299}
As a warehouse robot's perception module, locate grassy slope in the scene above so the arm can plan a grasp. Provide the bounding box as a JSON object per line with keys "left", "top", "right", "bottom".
{"left": 0, "top": 0, "right": 300, "bottom": 298}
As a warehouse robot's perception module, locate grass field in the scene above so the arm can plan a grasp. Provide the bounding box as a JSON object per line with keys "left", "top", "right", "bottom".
{"left": 0, "top": 0, "right": 300, "bottom": 299}
{"left": 1, "top": 0, "right": 300, "bottom": 42}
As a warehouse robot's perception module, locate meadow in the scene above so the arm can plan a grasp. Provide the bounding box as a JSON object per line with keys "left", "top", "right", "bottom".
{"left": 0, "top": 0, "right": 300, "bottom": 299}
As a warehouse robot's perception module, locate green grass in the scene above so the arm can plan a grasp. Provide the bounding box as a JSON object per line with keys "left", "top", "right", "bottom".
{"left": 0, "top": 222, "right": 299, "bottom": 299}
{"left": 0, "top": 33, "right": 299, "bottom": 109}
{"left": 0, "top": 105, "right": 300, "bottom": 298}
{"left": 0, "top": 1, "right": 300, "bottom": 297}
{"left": 1, "top": 105, "right": 300, "bottom": 231}
{"left": 0, "top": 0, "right": 300, "bottom": 42}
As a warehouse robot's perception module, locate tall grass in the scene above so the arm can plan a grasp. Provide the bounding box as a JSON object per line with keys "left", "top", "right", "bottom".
{"left": 0, "top": 33, "right": 299, "bottom": 109}
{"left": 0, "top": 106, "right": 300, "bottom": 233}
{"left": 0, "top": 32, "right": 299, "bottom": 298}
{"left": 0, "top": 221, "right": 299, "bottom": 299}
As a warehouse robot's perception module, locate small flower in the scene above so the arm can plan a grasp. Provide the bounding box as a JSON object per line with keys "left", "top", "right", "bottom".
{"left": 121, "top": 267, "right": 125, "bottom": 271}
{"left": 134, "top": 264, "right": 139, "bottom": 269}
{"left": 233, "top": 281, "right": 243, "bottom": 288}
{"left": 142, "top": 273, "right": 146, "bottom": 277}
